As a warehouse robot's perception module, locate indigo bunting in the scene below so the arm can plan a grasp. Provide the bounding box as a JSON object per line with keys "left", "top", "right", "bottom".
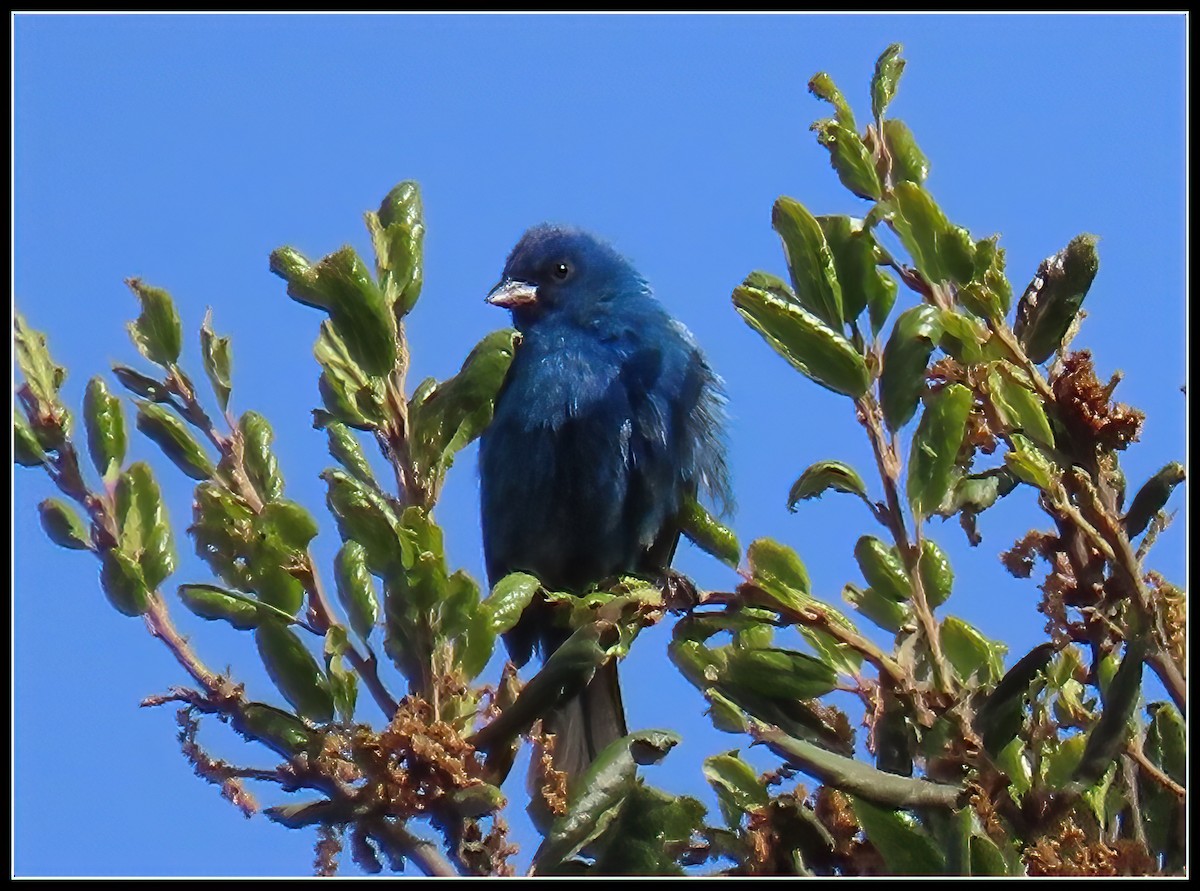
{"left": 479, "top": 225, "right": 730, "bottom": 776}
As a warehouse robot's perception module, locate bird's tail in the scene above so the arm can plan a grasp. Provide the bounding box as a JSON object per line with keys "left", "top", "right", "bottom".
{"left": 543, "top": 658, "right": 627, "bottom": 779}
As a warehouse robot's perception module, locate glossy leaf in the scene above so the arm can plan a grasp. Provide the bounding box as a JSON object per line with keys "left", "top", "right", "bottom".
{"left": 907, "top": 383, "right": 973, "bottom": 518}
{"left": 83, "top": 377, "right": 126, "bottom": 482}
{"left": 974, "top": 642, "right": 1057, "bottom": 756}
{"left": 14, "top": 313, "right": 67, "bottom": 411}
{"left": 100, "top": 548, "right": 151, "bottom": 617}
{"left": 1123, "top": 462, "right": 1186, "bottom": 538}
{"left": 111, "top": 364, "right": 170, "bottom": 402}
{"left": 178, "top": 583, "right": 262, "bottom": 630}
{"left": 334, "top": 541, "right": 379, "bottom": 641}
{"left": 116, "top": 462, "right": 176, "bottom": 589}
{"left": 14, "top": 411, "right": 46, "bottom": 467}
{"left": 788, "top": 458, "right": 870, "bottom": 510}
{"left": 238, "top": 703, "right": 315, "bottom": 757}
{"left": 880, "top": 305, "right": 943, "bottom": 431}
{"left": 254, "top": 619, "right": 334, "bottom": 723}
{"left": 270, "top": 245, "right": 397, "bottom": 378}
{"left": 239, "top": 410, "right": 284, "bottom": 502}
{"left": 409, "top": 328, "right": 519, "bottom": 494}
{"left": 725, "top": 647, "right": 838, "bottom": 701}
{"left": 485, "top": 572, "right": 541, "bottom": 636}
{"left": 38, "top": 498, "right": 91, "bottom": 550}
{"left": 771, "top": 196, "right": 844, "bottom": 329}
{"left": 808, "top": 71, "right": 855, "bottom": 130}
{"left": 322, "top": 468, "right": 411, "bottom": 576}
{"left": 812, "top": 120, "right": 882, "bottom": 200}
{"left": 125, "top": 278, "right": 182, "bottom": 368}
{"left": 135, "top": 401, "right": 214, "bottom": 480}
{"left": 882, "top": 119, "right": 928, "bottom": 184}
{"left": 733, "top": 284, "right": 869, "bottom": 398}
{"left": 592, "top": 784, "right": 706, "bottom": 876}
{"left": 678, "top": 493, "right": 739, "bottom": 567}
{"left": 313, "top": 321, "right": 387, "bottom": 430}
{"left": 871, "top": 43, "right": 906, "bottom": 120}
{"left": 940, "top": 616, "right": 1006, "bottom": 685}
{"left": 851, "top": 798, "right": 945, "bottom": 876}
{"left": 986, "top": 362, "right": 1054, "bottom": 447}
{"left": 885, "top": 182, "right": 975, "bottom": 286}
{"left": 917, "top": 539, "right": 953, "bottom": 608}
{"left": 747, "top": 538, "right": 811, "bottom": 607}
{"left": 199, "top": 308, "right": 233, "bottom": 412}
{"left": 817, "top": 215, "right": 897, "bottom": 333}
{"left": 1071, "top": 640, "right": 1143, "bottom": 788}
{"left": 843, "top": 583, "right": 911, "bottom": 634}
{"left": 854, "top": 536, "right": 911, "bottom": 603}
{"left": 365, "top": 180, "right": 424, "bottom": 318}
{"left": 1003, "top": 433, "right": 1058, "bottom": 491}
{"left": 1013, "top": 234, "right": 1100, "bottom": 364}
{"left": 704, "top": 752, "right": 769, "bottom": 828}
{"left": 324, "top": 421, "right": 376, "bottom": 486}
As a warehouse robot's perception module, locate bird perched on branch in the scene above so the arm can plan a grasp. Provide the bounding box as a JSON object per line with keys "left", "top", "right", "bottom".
{"left": 479, "top": 225, "right": 730, "bottom": 777}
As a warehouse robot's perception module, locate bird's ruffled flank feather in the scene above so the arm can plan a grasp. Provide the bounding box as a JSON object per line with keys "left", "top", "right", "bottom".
{"left": 671, "top": 318, "right": 734, "bottom": 519}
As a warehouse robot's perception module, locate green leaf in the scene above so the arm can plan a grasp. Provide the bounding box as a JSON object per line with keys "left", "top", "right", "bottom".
{"left": 238, "top": 703, "right": 315, "bottom": 757}
{"left": 1070, "top": 639, "right": 1143, "bottom": 788}
{"left": 985, "top": 362, "right": 1054, "bottom": 447}
{"left": 1123, "top": 462, "right": 1186, "bottom": 538}
{"left": 733, "top": 284, "right": 869, "bottom": 398}
{"left": 704, "top": 752, "right": 769, "bottom": 828}
{"left": 484, "top": 572, "right": 541, "bottom": 636}
{"left": 1013, "top": 234, "right": 1100, "bottom": 364}
{"left": 882, "top": 119, "right": 928, "bottom": 185}
{"left": 115, "top": 462, "right": 176, "bottom": 589}
{"left": 592, "top": 785, "right": 706, "bottom": 876}
{"left": 535, "top": 730, "right": 680, "bottom": 874}
{"left": 747, "top": 538, "right": 811, "bottom": 606}
{"left": 178, "top": 583, "right": 262, "bottom": 630}
{"left": 38, "top": 498, "right": 91, "bottom": 550}
{"left": 940, "top": 616, "right": 1006, "bottom": 686}
{"left": 111, "top": 364, "right": 170, "bottom": 402}
{"left": 812, "top": 119, "right": 882, "bottom": 200}
{"left": 934, "top": 467, "right": 1018, "bottom": 520}
{"left": 365, "top": 180, "right": 425, "bottom": 318}
{"left": 757, "top": 725, "right": 962, "bottom": 809}
{"left": 1041, "top": 734, "right": 1087, "bottom": 789}
{"left": 313, "top": 321, "right": 387, "bottom": 430}
{"left": 851, "top": 798, "right": 945, "bottom": 876}
{"left": 324, "top": 625, "right": 358, "bottom": 723}
{"left": 885, "top": 182, "right": 975, "bottom": 286}
{"left": 240, "top": 410, "right": 284, "bottom": 502}
{"left": 917, "top": 539, "right": 953, "bottom": 609}
{"left": 324, "top": 421, "right": 376, "bottom": 487}
{"left": 854, "top": 536, "right": 911, "bottom": 603}
{"left": 448, "top": 783, "right": 505, "bottom": 820}
{"left": 817, "top": 215, "right": 898, "bottom": 334}
{"left": 871, "top": 43, "right": 906, "bottom": 120}
{"left": 134, "top": 401, "right": 214, "bottom": 480}
{"left": 257, "top": 500, "right": 319, "bottom": 555}
{"left": 975, "top": 642, "right": 1057, "bottom": 756}
{"left": 1003, "top": 432, "right": 1058, "bottom": 491}
{"left": 843, "top": 583, "right": 911, "bottom": 634}
{"left": 125, "top": 278, "right": 182, "bottom": 368}
{"left": 83, "top": 377, "right": 126, "bottom": 482}
{"left": 725, "top": 647, "right": 838, "bottom": 701}
{"left": 678, "top": 493, "right": 739, "bottom": 567}
{"left": 880, "top": 304, "right": 944, "bottom": 431}
{"left": 771, "top": 196, "right": 844, "bottom": 329}
{"left": 907, "top": 382, "right": 973, "bottom": 518}
{"left": 254, "top": 619, "right": 334, "bottom": 723}
{"left": 409, "top": 328, "right": 519, "bottom": 494}
{"left": 99, "top": 548, "right": 151, "bottom": 617}
{"left": 808, "top": 71, "right": 855, "bottom": 130}
{"left": 959, "top": 236, "right": 1013, "bottom": 320}
{"left": 938, "top": 310, "right": 989, "bottom": 365}
{"left": 14, "top": 410, "right": 47, "bottom": 467}
{"left": 270, "top": 245, "right": 397, "bottom": 377}
{"left": 199, "top": 308, "right": 233, "bottom": 412}
{"left": 14, "top": 313, "right": 67, "bottom": 412}
{"left": 321, "top": 468, "right": 411, "bottom": 575}
{"left": 334, "top": 541, "right": 379, "bottom": 640}
{"left": 788, "top": 459, "right": 870, "bottom": 510}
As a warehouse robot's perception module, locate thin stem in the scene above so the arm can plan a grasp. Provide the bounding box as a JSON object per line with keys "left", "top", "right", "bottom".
{"left": 1126, "top": 739, "right": 1186, "bottom": 799}
{"left": 369, "top": 819, "right": 459, "bottom": 878}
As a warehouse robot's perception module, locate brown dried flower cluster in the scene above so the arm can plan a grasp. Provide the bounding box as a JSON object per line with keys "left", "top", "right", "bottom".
{"left": 1001, "top": 529, "right": 1059, "bottom": 579}
{"left": 1145, "top": 571, "right": 1186, "bottom": 666}
{"left": 528, "top": 724, "right": 569, "bottom": 819}
{"left": 175, "top": 707, "right": 258, "bottom": 818}
{"left": 1023, "top": 819, "right": 1156, "bottom": 876}
{"left": 1051, "top": 351, "right": 1144, "bottom": 451}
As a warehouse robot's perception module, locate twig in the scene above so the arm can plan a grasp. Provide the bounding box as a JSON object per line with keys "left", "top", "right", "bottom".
{"left": 368, "top": 819, "right": 460, "bottom": 878}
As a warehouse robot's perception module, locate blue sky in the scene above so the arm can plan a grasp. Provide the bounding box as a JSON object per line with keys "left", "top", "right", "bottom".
{"left": 13, "top": 13, "right": 1186, "bottom": 877}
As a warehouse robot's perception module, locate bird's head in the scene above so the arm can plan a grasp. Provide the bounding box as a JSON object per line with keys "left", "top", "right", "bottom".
{"left": 486, "top": 225, "right": 647, "bottom": 330}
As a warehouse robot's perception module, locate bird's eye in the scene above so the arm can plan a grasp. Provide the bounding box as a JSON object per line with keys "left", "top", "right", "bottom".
{"left": 552, "top": 262, "right": 571, "bottom": 281}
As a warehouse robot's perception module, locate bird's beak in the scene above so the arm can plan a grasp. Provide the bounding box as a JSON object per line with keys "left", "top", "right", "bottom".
{"left": 486, "top": 279, "right": 539, "bottom": 310}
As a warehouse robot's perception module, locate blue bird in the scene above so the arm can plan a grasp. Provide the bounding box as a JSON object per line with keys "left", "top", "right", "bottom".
{"left": 479, "top": 225, "right": 730, "bottom": 777}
